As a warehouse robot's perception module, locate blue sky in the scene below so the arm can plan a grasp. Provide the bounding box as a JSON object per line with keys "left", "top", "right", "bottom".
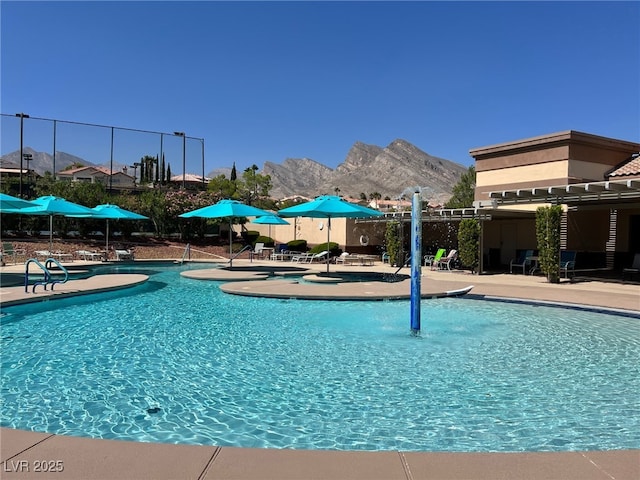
{"left": 2, "top": 1, "right": 639, "bottom": 176}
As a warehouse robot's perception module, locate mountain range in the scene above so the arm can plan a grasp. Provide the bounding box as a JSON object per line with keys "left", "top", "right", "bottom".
{"left": 210, "top": 139, "right": 468, "bottom": 204}
{"left": 0, "top": 147, "right": 91, "bottom": 176}
{"left": 2, "top": 139, "right": 468, "bottom": 204}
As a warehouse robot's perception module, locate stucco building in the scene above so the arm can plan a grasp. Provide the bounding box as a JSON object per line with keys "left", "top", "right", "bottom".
{"left": 471, "top": 130, "right": 640, "bottom": 272}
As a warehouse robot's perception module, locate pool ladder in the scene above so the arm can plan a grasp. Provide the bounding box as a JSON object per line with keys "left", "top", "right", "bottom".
{"left": 24, "top": 257, "right": 69, "bottom": 293}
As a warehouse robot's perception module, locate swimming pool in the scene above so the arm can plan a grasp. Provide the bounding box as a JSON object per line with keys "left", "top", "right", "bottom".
{"left": 1, "top": 263, "right": 638, "bottom": 452}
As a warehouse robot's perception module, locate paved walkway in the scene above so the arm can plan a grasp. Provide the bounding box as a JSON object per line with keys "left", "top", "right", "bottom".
{"left": 1, "top": 259, "right": 639, "bottom": 479}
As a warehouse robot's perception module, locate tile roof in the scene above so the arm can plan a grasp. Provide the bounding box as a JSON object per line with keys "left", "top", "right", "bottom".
{"left": 608, "top": 154, "right": 640, "bottom": 177}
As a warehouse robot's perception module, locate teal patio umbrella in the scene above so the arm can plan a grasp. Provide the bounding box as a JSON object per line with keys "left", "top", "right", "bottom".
{"left": 278, "top": 195, "right": 383, "bottom": 272}
{"left": 86, "top": 204, "right": 148, "bottom": 254}
{"left": 180, "top": 199, "right": 271, "bottom": 265}
{"left": 252, "top": 214, "right": 290, "bottom": 239}
{"left": 18, "top": 195, "right": 94, "bottom": 251}
{"left": 0, "top": 193, "right": 36, "bottom": 212}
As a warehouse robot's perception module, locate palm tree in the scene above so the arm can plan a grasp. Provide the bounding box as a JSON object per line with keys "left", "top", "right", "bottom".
{"left": 369, "top": 191, "right": 381, "bottom": 209}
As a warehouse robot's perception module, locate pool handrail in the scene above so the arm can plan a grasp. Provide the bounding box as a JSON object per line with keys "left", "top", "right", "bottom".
{"left": 229, "top": 244, "right": 253, "bottom": 268}
{"left": 24, "top": 257, "right": 69, "bottom": 293}
{"left": 179, "top": 243, "right": 191, "bottom": 264}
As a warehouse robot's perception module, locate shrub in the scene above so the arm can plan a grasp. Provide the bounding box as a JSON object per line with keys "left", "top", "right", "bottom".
{"left": 255, "top": 235, "right": 274, "bottom": 247}
{"left": 536, "top": 205, "right": 562, "bottom": 283}
{"left": 309, "top": 242, "right": 341, "bottom": 257}
{"left": 287, "top": 239, "right": 308, "bottom": 252}
{"left": 241, "top": 230, "right": 260, "bottom": 245}
{"left": 457, "top": 218, "right": 480, "bottom": 273}
{"left": 385, "top": 221, "right": 401, "bottom": 266}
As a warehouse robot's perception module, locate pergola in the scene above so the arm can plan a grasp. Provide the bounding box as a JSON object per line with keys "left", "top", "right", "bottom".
{"left": 487, "top": 178, "right": 640, "bottom": 206}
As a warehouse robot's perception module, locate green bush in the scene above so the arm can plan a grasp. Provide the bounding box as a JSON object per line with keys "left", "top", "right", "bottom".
{"left": 241, "top": 230, "right": 260, "bottom": 245}
{"left": 287, "top": 239, "right": 308, "bottom": 252}
{"left": 255, "top": 235, "right": 274, "bottom": 247}
{"left": 309, "top": 242, "right": 341, "bottom": 257}
{"left": 385, "top": 221, "right": 401, "bottom": 266}
{"left": 536, "top": 205, "right": 562, "bottom": 283}
{"left": 457, "top": 218, "right": 480, "bottom": 273}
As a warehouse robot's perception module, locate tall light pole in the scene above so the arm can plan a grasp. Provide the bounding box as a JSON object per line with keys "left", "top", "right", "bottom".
{"left": 174, "top": 131, "right": 186, "bottom": 188}
{"left": 129, "top": 162, "right": 141, "bottom": 185}
{"left": 23, "top": 153, "right": 33, "bottom": 188}
{"left": 200, "top": 137, "right": 205, "bottom": 189}
{"left": 16, "top": 112, "right": 29, "bottom": 197}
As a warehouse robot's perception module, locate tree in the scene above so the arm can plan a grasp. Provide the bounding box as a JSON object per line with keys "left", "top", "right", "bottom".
{"left": 140, "top": 155, "right": 156, "bottom": 184}
{"left": 230, "top": 162, "right": 237, "bottom": 182}
{"left": 369, "top": 191, "right": 381, "bottom": 209}
{"left": 445, "top": 166, "right": 476, "bottom": 208}
{"left": 237, "top": 165, "right": 272, "bottom": 206}
{"left": 207, "top": 174, "right": 237, "bottom": 198}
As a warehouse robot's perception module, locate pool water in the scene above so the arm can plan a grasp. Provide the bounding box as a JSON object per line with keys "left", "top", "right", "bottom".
{"left": 1, "top": 263, "right": 639, "bottom": 452}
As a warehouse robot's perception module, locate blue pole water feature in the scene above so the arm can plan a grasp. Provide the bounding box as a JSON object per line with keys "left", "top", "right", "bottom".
{"left": 410, "top": 191, "right": 422, "bottom": 335}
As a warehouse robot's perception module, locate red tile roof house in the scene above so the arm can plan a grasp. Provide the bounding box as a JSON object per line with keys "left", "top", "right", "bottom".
{"left": 55, "top": 166, "right": 135, "bottom": 189}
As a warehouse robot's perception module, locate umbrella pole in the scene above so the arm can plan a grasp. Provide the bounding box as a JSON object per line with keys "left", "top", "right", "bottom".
{"left": 326, "top": 217, "right": 331, "bottom": 273}
{"left": 105, "top": 219, "right": 110, "bottom": 257}
{"left": 229, "top": 219, "right": 233, "bottom": 267}
{"left": 49, "top": 215, "right": 53, "bottom": 252}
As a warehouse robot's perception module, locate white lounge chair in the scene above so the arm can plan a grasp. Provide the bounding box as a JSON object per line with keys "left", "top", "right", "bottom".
{"left": 292, "top": 251, "right": 329, "bottom": 263}
{"left": 115, "top": 249, "right": 134, "bottom": 261}
{"left": 335, "top": 252, "right": 350, "bottom": 264}
{"left": 435, "top": 249, "right": 458, "bottom": 271}
{"left": 308, "top": 250, "right": 329, "bottom": 263}
{"left": 76, "top": 250, "right": 105, "bottom": 261}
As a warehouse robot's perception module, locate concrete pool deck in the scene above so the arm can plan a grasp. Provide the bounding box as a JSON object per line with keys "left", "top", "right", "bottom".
{"left": 1, "top": 258, "right": 639, "bottom": 479}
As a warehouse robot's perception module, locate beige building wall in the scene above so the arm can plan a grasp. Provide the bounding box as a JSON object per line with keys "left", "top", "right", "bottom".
{"left": 246, "top": 217, "right": 386, "bottom": 251}
{"left": 472, "top": 130, "right": 640, "bottom": 200}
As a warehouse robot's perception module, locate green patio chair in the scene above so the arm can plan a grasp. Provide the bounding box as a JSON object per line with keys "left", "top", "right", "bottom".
{"left": 425, "top": 248, "right": 446, "bottom": 269}
{"left": 1, "top": 242, "right": 26, "bottom": 265}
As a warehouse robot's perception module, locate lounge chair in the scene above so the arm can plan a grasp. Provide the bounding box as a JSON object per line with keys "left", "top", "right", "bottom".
{"left": 115, "top": 249, "right": 134, "bottom": 261}
{"left": 559, "top": 250, "right": 577, "bottom": 278}
{"left": 1, "top": 242, "right": 26, "bottom": 265}
{"left": 251, "top": 242, "right": 266, "bottom": 260}
{"left": 307, "top": 250, "right": 329, "bottom": 263}
{"left": 291, "top": 252, "right": 311, "bottom": 262}
{"left": 335, "top": 252, "right": 350, "bottom": 264}
{"left": 51, "top": 251, "right": 74, "bottom": 262}
{"left": 425, "top": 248, "right": 446, "bottom": 268}
{"left": 623, "top": 253, "right": 640, "bottom": 281}
{"left": 435, "top": 249, "right": 458, "bottom": 271}
{"left": 76, "top": 250, "right": 105, "bottom": 261}
{"left": 510, "top": 249, "right": 534, "bottom": 274}
{"left": 34, "top": 250, "right": 53, "bottom": 260}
